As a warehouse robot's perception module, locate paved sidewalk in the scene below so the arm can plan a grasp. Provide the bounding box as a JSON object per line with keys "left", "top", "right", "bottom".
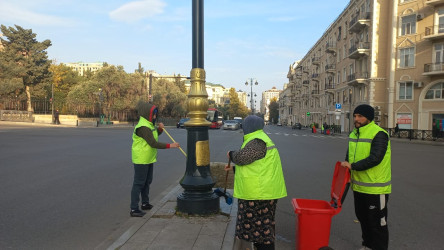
{"left": 101, "top": 185, "right": 237, "bottom": 250}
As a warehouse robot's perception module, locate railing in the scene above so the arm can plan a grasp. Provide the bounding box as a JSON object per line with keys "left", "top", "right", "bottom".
{"left": 325, "top": 84, "right": 336, "bottom": 89}
{"left": 303, "top": 80, "right": 310, "bottom": 85}
{"left": 303, "top": 66, "right": 309, "bottom": 73}
{"left": 347, "top": 72, "right": 369, "bottom": 82}
{"left": 349, "top": 42, "right": 370, "bottom": 55}
{"left": 349, "top": 12, "right": 371, "bottom": 28}
{"left": 424, "top": 63, "right": 444, "bottom": 73}
{"left": 311, "top": 73, "right": 320, "bottom": 79}
{"left": 385, "top": 128, "right": 444, "bottom": 141}
{"left": 425, "top": 24, "right": 444, "bottom": 36}
{"left": 325, "top": 64, "right": 336, "bottom": 71}
{"left": 326, "top": 41, "right": 336, "bottom": 50}
{"left": 311, "top": 90, "right": 320, "bottom": 95}
{"left": 302, "top": 94, "right": 309, "bottom": 98}
{"left": 312, "top": 57, "right": 320, "bottom": 63}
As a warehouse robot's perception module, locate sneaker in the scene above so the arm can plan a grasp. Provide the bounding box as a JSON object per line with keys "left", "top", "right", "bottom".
{"left": 141, "top": 203, "right": 153, "bottom": 210}
{"left": 130, "top": 209, "right": 146, "bottom": 217}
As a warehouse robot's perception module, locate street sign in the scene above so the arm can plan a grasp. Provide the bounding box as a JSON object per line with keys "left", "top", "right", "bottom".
{"left": 335, "top": 103, "right": 342, "bottom": 109}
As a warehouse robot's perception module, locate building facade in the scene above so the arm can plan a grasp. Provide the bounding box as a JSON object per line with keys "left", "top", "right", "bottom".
{"left": 261, "top": 87, "right": 281, "bottom": 122}
{"left": 287, "top": 0, "right": 444, "bottom": 131}
{"left": 65, "top": 62, "right": 104, "bottom": 76}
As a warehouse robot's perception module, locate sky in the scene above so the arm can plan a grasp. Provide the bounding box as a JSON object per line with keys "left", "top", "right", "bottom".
{"left": 0, "top": 0, "right": 351, "bottom": 107}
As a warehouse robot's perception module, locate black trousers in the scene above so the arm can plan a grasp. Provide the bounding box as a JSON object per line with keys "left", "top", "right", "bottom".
{"left": 130, "top": 163, "right": 153, "bottom": 210}
{"left": 354, "top": 192, "right": 389, "bottom": 250}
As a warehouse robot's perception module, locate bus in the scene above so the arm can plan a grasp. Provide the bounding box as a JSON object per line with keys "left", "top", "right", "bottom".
{"left": 207, "top": 108, "right": 223, "bottom": 129}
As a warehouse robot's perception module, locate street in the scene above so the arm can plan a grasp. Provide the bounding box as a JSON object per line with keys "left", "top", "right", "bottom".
{"left": 0, "top": 123, "right": 443, "bottom": 249}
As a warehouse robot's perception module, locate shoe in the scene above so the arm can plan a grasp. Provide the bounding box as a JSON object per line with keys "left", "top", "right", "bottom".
{"left": 141, "top": 203, "right": 153, "bottom": 210}
{"left": 130, "top": 209, "right": 146, "bottom": 217}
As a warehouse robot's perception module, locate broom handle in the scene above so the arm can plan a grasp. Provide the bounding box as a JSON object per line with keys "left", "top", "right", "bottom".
{"left": 224, "top": 159, "right": 231, "bottom": 193}
{"left": 162, "top": 128, "right": 187, "bottom": 157}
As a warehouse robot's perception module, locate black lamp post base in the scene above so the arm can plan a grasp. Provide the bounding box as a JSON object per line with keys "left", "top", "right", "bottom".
{"left": 177, "top": 190, "right": 219, "bottom": 215}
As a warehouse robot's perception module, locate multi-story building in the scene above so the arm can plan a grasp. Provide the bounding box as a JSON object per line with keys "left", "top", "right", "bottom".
{"left": 65, "top": 62, "right": 104, "bottom": 76}
{"left": 278, "top": 84, "right": 293, "bottom": 125}
{"left": 237, "top": 90, "right": 248, "bottom": 107}
{"left": 261, "top": 87, "right": 281, "bottom": 122}
{"left": 287, "top": 0, "right": 444, "bottom": 132}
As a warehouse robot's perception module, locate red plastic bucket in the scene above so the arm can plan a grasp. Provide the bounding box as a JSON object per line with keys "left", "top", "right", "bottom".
{"left": 292, "top": 162, "right": 350, "bottom": 250}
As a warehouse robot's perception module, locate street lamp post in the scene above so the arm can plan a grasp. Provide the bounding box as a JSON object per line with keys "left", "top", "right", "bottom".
{"left": 176, "top": 0, "right": 219, "bottom": 215}
{"left": 245, "top": 78, "right": 258, "bottom": 114}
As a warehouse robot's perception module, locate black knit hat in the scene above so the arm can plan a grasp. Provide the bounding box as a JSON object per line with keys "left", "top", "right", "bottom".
{"left": 353, "top": 104, "right": 374, "bottom": 121}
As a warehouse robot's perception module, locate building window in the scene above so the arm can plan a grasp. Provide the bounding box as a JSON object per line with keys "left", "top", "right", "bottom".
{"left": 425, "top": 82, "right": 444, "bottom": 99}
{"left": 343, "top": 68, "right": 347, "bottom": 82}
{"left": 401, "top": 14, "right": 416, "bottom": 35}
{"left": 399, "top": 47, "right": 415, "bottom": 68}
{"left": 399, "top": 81, "right": 413, "bottom": 100}
{"left": 399, "top": 0, "right": 414, "bottom": 3}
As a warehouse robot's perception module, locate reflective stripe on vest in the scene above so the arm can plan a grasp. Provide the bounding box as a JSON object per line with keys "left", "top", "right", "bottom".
{"left": 233, "top": 129, "right": 287, "bottom": 200}
{"left": 348, "top": 121, "right": 391, "bottom": 194}
{"left": 132, "top": 117, "right": 158, "bottom": 164}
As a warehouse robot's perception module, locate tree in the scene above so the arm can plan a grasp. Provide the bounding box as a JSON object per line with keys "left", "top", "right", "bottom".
{"left": 49, "top": 63, "right": 82, "bottom": 111}
{"left": 268, "top": 97, "right": 279, "bottom": 124}
{"left": 0, "top": 25, "right": 52, "bottom": 111}
{"left": 226, "top": 88, "right": 249, "bottom": 118}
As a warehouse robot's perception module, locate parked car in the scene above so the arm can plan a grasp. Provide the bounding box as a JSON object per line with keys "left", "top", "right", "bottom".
{"left": 277, "top": 122, "right": 282, "bottom": 126}
{"left": 222, "top": 120, "right": 240, "bottom": 130}
{"left": 176, "top": 118, "right": 190, "bottom": 128}
{"left": 233, "top": 117, "right": 243, "bottom": 128}
{"left": 292, "top": 122, "right": 302, "bottom": 130}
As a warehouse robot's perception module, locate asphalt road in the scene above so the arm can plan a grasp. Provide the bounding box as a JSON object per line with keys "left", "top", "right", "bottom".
{"left": 1, "top": 122, "right": 443, "bottom": 249}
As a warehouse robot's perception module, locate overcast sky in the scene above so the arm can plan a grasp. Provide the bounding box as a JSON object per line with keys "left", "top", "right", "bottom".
{"left": 0, "top": 0, "right": 350, "bottom": 106}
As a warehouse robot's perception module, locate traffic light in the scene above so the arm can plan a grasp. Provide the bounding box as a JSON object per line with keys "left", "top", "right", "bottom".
{"left": 306, "top": 112, "right": 311, "bottom": 116}
{"left": 374, "top": 106, "right": 381, "bottom": 122}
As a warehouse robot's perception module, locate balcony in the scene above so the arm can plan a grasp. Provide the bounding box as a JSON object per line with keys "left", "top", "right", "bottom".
{"left": 347, "top": 72, "right": 369, "bottom": 86}
{"left": 326, "top": 41, "right": 337, "bottom": 54}
{"left": 312, "top": 57, "right": 320, "bottom": 65}
{"left": 302, "top": 80, "right": 310, "bottom": 85}
{"left": 311, "top": 90, "right": 321, "bottom": 95}
{"left": 426, "top": 0, "right": 444, "bottom": 7}
{"left": 349, "top": 42, "right": 370, "bottom": 59}
{"left": 424, "top": 25, "right": 444, "bottom": 40}
{"left": 302, "top": 66, "right": 309, "bottom": 73}
{"left": 423, "top": 63, "right": 444, "bottom": 76}
{"left": 302, "top": 94, "right": 310, "bottom": 99}
{"left": 325, "top": 84, "right": 336, "bottom": 92}
{"left": 311, "top": 73, "right": 320, "bottom": 81}
{"left": 296, "top": 73, "right": 302, "bottom": 79}
{"left": 325, "top": 64, "right": 336, "bottom": 73}
{"left": 349, "top": 12, "right": 371, "bottom": 33}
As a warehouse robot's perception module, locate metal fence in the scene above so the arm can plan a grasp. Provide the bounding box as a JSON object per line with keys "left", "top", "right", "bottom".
{"left": 385, "top": 128, "right": 443, "bottom": 141}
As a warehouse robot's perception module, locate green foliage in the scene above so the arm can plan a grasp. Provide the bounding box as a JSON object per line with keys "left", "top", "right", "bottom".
{"left": 0, "top": 25, "right": 52, "bottom": 110}
{"left": 152, "top": 78, "right": 187, "bottom": 117}
{"left": 268, "top": 97, "right": 279, "bottom": 124}
{"left": 225, "top": 88, "right": 248, "bottom": 119}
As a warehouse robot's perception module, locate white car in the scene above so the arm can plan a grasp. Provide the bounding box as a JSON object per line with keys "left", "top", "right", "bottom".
{"left": 223, "top": 120, "right": 240, "bottom": 130}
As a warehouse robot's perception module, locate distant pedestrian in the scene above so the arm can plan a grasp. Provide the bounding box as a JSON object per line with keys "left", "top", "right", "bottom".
{"left": 394, "top": 123, "right": 399, "bottom": 136}
{"left": 130, "top": 101, "right": 180, "bottom": 217}
{"left": 225, "top": 115, "right": 287, "bottom": 250}
{"left": 341, "top": 104, "right": 392, "bottom": 250}
{"left": 54, "top": 110, "right": 60, "bottom": 125}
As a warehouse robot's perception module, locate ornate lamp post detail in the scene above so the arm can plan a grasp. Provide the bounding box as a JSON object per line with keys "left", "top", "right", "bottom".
{"left": 176, "top": 0, "right": 219, "bottom": 215}
{"left": 245, "top": 78, "right": 258, "bottom": 114}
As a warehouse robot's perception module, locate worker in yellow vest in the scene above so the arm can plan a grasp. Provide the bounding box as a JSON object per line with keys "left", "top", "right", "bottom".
{"left": 225, "top": 115, "right": 287, "bottom": 250}
{"left": 130, "top": 101, "right": 180, "bottom": 217}
{"left": 341, "top": 104, "right": 391, "bottom": 250}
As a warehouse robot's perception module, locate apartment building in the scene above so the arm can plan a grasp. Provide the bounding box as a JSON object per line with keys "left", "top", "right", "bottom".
{"left": 279, "top": 84, "right": 293, "bottom": 125}
{"left": 287, "top": 0, "right": 444, "bottom": 131}
{"left": 261, "top": 87, "right": 281, "bottom": 122}
{"left": 65, "top": 62, "right": 104, "bottom": 76}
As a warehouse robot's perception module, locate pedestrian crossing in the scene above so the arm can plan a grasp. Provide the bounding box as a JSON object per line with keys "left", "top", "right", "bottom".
{"left": 265, "top": 131, "right": 348, "bottom": 140}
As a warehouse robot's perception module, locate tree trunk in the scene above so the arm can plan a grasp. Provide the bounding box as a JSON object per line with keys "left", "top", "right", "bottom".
{"left": 26, "top": 85, "right": 33, "bottom": 112}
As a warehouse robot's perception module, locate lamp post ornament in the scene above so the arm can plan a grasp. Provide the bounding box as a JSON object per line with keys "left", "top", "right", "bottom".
{"left": 245, "top": 78, "right": 258, "bottom": 114}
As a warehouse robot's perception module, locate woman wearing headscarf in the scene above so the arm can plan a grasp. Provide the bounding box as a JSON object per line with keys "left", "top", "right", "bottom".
{"left": 225, "top": 115, "right": 287, "bottom": 250}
